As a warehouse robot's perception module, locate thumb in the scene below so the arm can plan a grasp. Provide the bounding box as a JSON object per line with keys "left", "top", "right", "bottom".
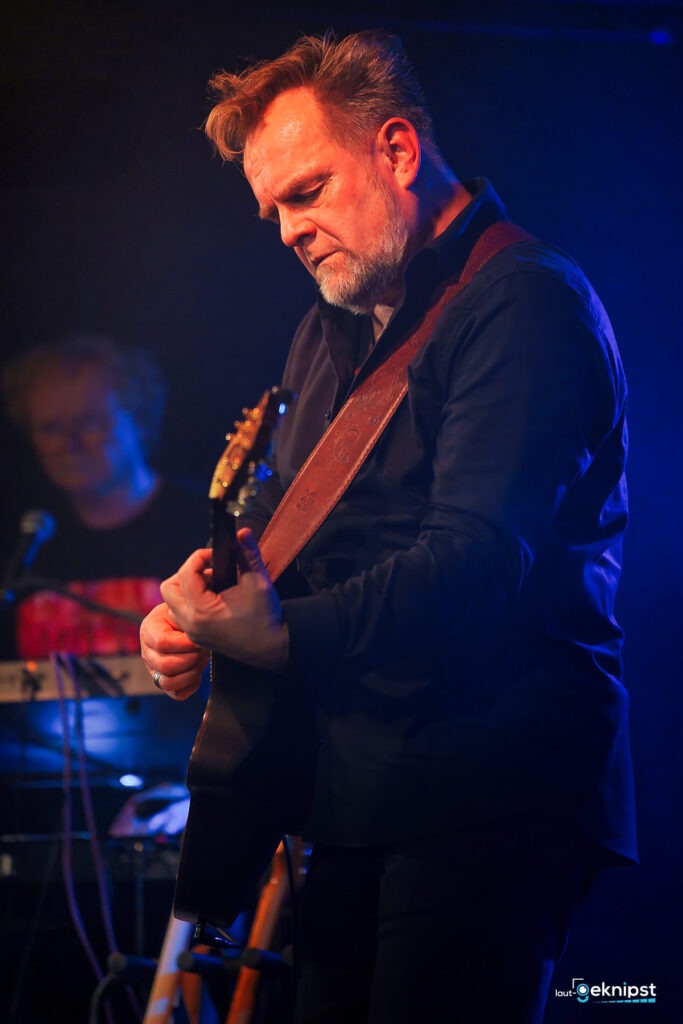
{"left": 236, "top": 527, "right": 269, "bottom": 578}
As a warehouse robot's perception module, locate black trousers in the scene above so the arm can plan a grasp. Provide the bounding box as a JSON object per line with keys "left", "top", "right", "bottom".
{"left": 295, "top": 822, "right": 596, "bottom": 1024}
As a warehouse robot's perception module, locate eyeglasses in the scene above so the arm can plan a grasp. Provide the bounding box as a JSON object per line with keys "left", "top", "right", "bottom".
{"left": 30, "top": 413, "right": 117, "bottom": 450}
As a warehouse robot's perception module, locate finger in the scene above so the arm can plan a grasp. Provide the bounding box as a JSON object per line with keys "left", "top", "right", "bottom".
{"left": 160, "top": 572, "right": 189, "bottom": 611}
{"left": 236, "top": 527, "right": 268, "bottom": 577}
{"left": 144, "top": 644, "right": 209, "bottom": 686}
{"left": 151, "top": 667, "right": 205, "bottom": 702}
{"left": 140, "top": 604, "right": 203, "bottom": 655}
{"left": 181, "top": 548, "right": 214, "bottom": 575}
{"left": 159, "top": 581, "right": 190, "bottom": 628}
{"left": 165, "top": 680, "right": 203, "bottom": 702}
{"left": 176, "top": 548, "right": 216, "bottom": 603}
{"left": 161, "top": 550, "right": 212, "bottom": 594}
{"left": 144, "top": 649, "right": 208, "bottom": 679}
{"left": 159, "top": 574, "right": 180, "bottom": 606}
{"left": 151, "top": 631, "right": 204, "bottom": 655}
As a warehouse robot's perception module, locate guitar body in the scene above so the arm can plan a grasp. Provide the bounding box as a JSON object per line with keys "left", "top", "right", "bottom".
{"left": 175, "top": 654, "right": 315, "bottom": 926}
{"left": 173, "top": 389, "right": 315, "bottom": 928}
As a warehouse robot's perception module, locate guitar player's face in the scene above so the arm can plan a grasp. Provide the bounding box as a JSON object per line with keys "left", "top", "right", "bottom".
{"left": 25, "top": 364, "right": 147, "bottom": 499}
{"left": 243, "top": 87, "right": 411, "bottom": 315}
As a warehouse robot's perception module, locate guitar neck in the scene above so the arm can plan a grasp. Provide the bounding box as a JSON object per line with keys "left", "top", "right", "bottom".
{"left": 173, "top": 387, "right": 299, "bottom": 931}
{"left": 211, "top": 497, "right": 239, "bottom": 594}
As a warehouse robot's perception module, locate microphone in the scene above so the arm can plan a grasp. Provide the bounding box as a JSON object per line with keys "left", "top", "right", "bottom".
{"left": 1, "top": 509, "right": 57, "bottom": 602}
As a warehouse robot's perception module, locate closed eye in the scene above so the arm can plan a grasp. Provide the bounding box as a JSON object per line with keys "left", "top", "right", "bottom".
{"left": 257, "top": 177, "right": 329, "bottom": 225}
{"left": 289, "top": 184, "right": 323, "bottom": 206}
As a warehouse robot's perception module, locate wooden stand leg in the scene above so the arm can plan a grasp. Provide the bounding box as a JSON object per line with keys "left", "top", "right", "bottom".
{"left": 143, "top": 914, "right": 194, "bottom": 1024}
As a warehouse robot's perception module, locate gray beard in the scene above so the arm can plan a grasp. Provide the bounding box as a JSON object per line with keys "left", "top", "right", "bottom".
{"left": 316, "top": 196, "right": 410, "bottom": 316}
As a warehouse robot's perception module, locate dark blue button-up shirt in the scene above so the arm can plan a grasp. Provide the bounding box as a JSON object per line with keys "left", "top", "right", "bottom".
{"left": 245, "top": 179, "right": 636, "bottom": 862}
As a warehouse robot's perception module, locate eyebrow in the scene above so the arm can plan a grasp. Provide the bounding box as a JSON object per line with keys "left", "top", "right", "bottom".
{"left": 258, "top": 202, "right": 279, "bottom": 223}
{"left": 257, "top": 172, "right": 330, "bottom": 221}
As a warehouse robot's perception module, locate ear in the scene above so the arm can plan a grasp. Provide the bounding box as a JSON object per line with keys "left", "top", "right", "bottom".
{"left": 376, "top": 118, "right": 421, "bottom": 189}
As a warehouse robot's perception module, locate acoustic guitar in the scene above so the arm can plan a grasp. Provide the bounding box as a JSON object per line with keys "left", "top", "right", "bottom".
{"left": 174, "top": 388, "right": 315, "bottom": 930}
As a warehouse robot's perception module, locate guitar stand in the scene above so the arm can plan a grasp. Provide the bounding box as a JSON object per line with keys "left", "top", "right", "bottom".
{"left": 176, "top": 944, "right": 293, "bottom": 984}
{"left": 177, "top": 947, "right": 242, "bottom": 982}
{"left": 130, "top": 916, "right": 294, "bottom": 1024}
{"left": 175, "top": 943, "right": 293, "bottom": 1023}
{"left": 96, "top": 839, "right": 306, "bottom": 1024}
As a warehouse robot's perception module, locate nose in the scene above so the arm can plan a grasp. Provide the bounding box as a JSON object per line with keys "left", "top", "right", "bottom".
{"left": 279, "top": 208, "right": 314, "bottom": 250}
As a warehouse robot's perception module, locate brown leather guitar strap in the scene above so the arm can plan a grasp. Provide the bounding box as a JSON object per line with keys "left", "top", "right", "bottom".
{"left": 260, "top": 220, "right": 533, "bottom": 582}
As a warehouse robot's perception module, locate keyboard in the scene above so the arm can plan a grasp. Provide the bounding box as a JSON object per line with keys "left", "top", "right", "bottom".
{"left": 0, "top": 654, "right": 157, "bottom": 703}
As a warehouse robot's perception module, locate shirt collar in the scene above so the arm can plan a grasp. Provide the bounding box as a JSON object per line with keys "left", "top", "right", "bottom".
{"left": 316, "top": 178, "right": 508, "bottom": 367}
{"left": 405, "top": 177, "right": 509, "bottom": 288}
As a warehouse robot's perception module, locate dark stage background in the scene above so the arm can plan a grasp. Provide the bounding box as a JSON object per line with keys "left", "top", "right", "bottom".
{"left": 1, "top": 2, "right": 681, "bottom": 1021}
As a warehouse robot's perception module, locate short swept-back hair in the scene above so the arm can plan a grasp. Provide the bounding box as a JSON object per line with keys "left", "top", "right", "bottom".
{"left": 205, "top": 30, "right": 437, "bottom": 163}
{"left": 2, "top": 334, "right": 167, "bottom": 455}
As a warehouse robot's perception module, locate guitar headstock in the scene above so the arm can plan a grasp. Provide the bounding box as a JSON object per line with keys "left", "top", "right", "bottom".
{"left": 209, "top": 387, "right": 294, "bottom": 514}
